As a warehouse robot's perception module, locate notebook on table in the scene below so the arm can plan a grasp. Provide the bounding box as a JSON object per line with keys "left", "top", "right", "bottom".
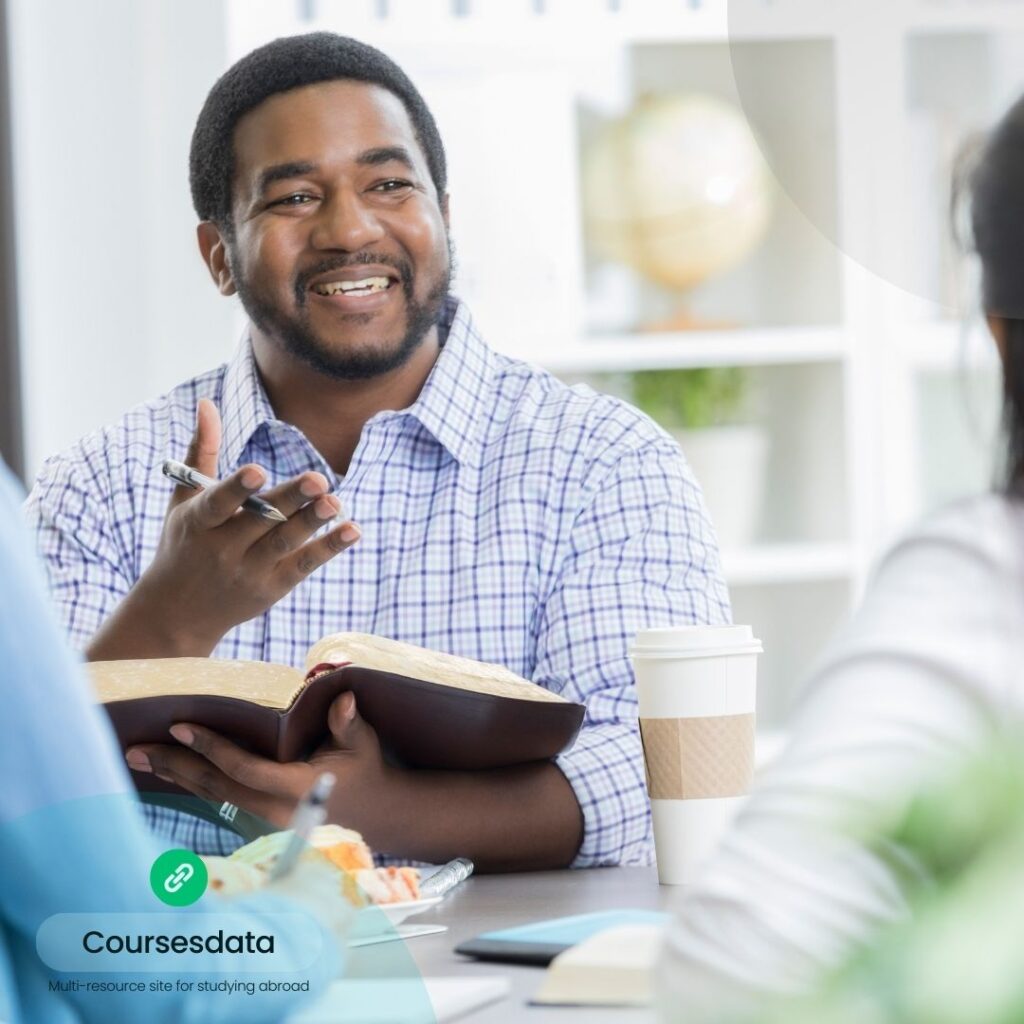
{"left": 531, "top": 923, "right": 669, "bottom": 1007}
{"left": 454, "top": 909, "right": 670, "bottom": 966}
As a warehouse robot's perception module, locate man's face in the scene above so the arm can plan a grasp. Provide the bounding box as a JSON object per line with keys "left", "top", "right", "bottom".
{"left": 217, "top": 79, "right": 451, "bottom": 380}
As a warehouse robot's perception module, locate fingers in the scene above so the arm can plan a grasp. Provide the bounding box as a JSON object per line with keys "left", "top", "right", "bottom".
{"left": 327, "top": 692, "right": 370, "bottom": 751}
{"left": 191, "top": 469, "right": 334, "bottom": 537}
{"left": 185, "top": 464, "right": 270, "bottom": 529}
{"left": 252, "top": 471, "right": 334, "bottom": 521}
{"left": 126, "top": 726, "right": 311, "bottom": 823}
{"left": 177, "top": 399, "right": 222, "bottom": 489}
{"left": 167, "top": 723, "right": 308, "bottom": 795}
{"left": 246, "top": 487, "right": 358, "bottom": 562}
{"left": 251, "top": 491, "right": 342, "bottom": 555}
{"left": 125, "top": 742, "right": 271, "bottom": 813}
{"left": 170, "top": 400, "right": 262, "bottom": 525}
{"left": 275, "top": 519, "right": 362, "bottom": 587}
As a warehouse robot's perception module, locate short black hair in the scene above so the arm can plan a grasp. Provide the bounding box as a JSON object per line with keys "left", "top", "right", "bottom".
{"left": 189, "top": 32, "right": 447, "bottom": 234}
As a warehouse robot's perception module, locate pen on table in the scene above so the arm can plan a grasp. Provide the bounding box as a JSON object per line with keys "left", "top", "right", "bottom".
{"left": 268, "top": 772, "right": 337, "bottom": 882}
{"left": 162, "top": 458, "right": 287, "bottom": 523}
{"left": 420, "top": 857, "right": 474, "bottom": 899}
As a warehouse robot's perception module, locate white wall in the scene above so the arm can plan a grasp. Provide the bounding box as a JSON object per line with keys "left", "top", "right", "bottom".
{"left": 9, "top": 0, "right": 235, "bottom": 480}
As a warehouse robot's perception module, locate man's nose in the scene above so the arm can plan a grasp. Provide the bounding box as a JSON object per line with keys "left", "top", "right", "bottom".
{"left": 309, "top": 191, "right": 385, "bottom": 251}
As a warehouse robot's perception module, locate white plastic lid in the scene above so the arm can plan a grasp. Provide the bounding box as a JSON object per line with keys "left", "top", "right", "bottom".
{"left": 630, "top": 624, "right": 762, "bottom": 660}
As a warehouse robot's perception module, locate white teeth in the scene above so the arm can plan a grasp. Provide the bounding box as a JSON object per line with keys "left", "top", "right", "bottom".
{"left": 312, "top": 276, "right": 390, "bottom": 296}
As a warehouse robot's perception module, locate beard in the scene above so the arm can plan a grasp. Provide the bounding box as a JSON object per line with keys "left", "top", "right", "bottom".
{"left": 232, "top": 241, "right": 453, "bottom": 381}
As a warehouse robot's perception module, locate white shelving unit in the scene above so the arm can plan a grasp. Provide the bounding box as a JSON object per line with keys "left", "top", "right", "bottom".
{"left": 538, "top": 326, "right": 848, "bottom": 374}
{"left": 720, "top": 542, "right": 856, "bottom": 587}
{"left": 225, "top": 0, "right": 1020, "bottom": 727}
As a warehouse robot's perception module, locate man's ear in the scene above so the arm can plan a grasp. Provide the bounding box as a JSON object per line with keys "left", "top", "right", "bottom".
{"left": 197, "top": 221, "right": 237, "bottom": 297}
{"left": 440, "top": 192, "right": 450, "bottom": 230}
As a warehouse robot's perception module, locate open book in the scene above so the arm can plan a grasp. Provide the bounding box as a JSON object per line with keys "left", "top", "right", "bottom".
{"left": 89, "top": 633, "right": 584, "bottom": 787}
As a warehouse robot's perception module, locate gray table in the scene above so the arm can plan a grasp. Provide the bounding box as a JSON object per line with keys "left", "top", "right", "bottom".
{"left": 349, "top": 868, "right": 676, "bottom": 1022}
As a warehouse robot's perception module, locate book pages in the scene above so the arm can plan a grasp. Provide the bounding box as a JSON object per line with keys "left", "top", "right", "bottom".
{"left": 88, "top": 658, "right": 306, "bottom": 709}
{"left": 305, "top": 633, "right": 568, "bottom": 703}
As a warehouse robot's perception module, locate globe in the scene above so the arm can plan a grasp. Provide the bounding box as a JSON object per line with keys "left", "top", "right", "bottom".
{"left": 582, "top": 93, "right": 774, "bottom": 292}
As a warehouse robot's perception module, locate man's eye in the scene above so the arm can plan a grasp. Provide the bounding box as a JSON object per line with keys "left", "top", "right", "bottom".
{"left": 270, "top": 193, "right": 315, "bottom": 207}
{"left": 372, "top": 179, "right": 413, "bottom": 193}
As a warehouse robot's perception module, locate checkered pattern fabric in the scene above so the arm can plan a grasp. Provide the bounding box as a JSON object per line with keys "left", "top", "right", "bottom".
{"left": 26, "top": 298, "right": 730, "bottom": 866}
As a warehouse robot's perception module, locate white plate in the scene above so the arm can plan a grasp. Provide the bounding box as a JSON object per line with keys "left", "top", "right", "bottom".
{"left": 347, "top": 923, "right": 448, "bottom": 949}
{"left": 379, "top": 895, "right": 443, "bottom": 925}
{"left": 350, "top": 896, "right": 443, "bottom": 940}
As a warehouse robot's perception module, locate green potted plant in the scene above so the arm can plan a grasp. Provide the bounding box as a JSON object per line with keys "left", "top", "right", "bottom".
{"left": 629, "top": 366, "right": 768, "bottom": 548}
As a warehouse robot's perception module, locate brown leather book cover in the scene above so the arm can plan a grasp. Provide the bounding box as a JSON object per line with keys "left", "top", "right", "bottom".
{"left": 100, "top": 663, "right": 585, "bottom": 796}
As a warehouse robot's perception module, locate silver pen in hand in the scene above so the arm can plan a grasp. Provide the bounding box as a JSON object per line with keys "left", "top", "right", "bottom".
{"left": 162, "top": 458, "right": 287, "bottom": 523}
{"left": 268, "top": 772, "right": 337, "bottom": 882}
{"left": 419, "top": 857, "right": 474, "bottom": 899}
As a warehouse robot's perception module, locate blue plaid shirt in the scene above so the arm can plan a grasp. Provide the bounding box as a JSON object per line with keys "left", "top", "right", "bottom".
{"left": 26, "top": 298, "right": 730, "bottom": 866}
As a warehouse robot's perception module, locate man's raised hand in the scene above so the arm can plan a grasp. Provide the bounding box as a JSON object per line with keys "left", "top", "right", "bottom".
{"left": 86, "top": 398, "right": 360, "bottom": 661}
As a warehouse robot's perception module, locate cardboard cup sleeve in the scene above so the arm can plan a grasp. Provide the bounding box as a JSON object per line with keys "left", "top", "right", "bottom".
{"left": 640, "top": 713, "right": 755, "bottom": 800}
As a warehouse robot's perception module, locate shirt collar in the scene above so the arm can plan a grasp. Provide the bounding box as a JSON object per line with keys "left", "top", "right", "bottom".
{"left": 403, "top": 296, "right": 495, "bottom": 468}
{"left": 219, "top": 333, "right": 278, "bottom": 473}
{"left": 217, "top": 296, "right": 495, "bottom": 472}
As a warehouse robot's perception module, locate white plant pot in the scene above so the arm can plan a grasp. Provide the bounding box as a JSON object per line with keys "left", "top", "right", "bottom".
{"left": 671, "top": 425, "right": 770, "bottom": 549}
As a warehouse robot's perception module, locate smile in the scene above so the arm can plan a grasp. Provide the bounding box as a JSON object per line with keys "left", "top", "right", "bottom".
{"left": 311, "top": 276, "right": 393, "bottom": 297}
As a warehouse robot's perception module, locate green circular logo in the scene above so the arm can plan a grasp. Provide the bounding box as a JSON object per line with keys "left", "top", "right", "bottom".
{"left": 150, "top": 849, "right": 208, "bottom": 907}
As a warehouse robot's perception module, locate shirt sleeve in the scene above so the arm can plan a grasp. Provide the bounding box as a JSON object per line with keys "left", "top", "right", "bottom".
{"left": 23, "top": 446, "right": 133, "bottom": 650}
{"left": 534, "top": 439, "right": 731, "bottom": 867}
{"left": 657, "top": 500, "right": 1017, "bottom": 1020}
{"left": 0, "top": 464, "right": 340, "bottom": 1023}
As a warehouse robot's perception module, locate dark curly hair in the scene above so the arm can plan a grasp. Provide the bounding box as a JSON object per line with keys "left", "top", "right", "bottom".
{"left": 189, "top": 32, "right": 448, "bottom": 236}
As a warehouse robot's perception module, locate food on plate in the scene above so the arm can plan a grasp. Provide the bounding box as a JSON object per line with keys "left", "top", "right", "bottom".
{"left": 202, "top": 824, "right": 420, "bottom": 905}
{"left": 228, "top": 824, "right": 373, "bottom": 873}
{"left": 201, "top": 857, "right": 265, "bottom": 896}
{"left": 353, "top": 865, "right": 421, "bottom": 905}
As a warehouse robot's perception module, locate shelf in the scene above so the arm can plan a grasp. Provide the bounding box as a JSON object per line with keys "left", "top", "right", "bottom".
{"left": 720, "top": 542, "right": 856, "bottom": 586}
{"left": 533, "top": 325, "right": 847, "bottom": 374}
{"left": 903, "top": 1, "right": 1024, "bottom": 34}
{"left": 302, "top": 0, "right": 842, "bottom": 49}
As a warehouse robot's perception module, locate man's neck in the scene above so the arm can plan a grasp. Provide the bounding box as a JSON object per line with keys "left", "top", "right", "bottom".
{"left": 250, "top": 327, "right": 442, "bottom": 476}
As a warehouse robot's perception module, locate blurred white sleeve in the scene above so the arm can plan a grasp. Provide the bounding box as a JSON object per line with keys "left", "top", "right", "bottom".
{"left": 657, "top": 496, "right": 1024, "bottom": 1021}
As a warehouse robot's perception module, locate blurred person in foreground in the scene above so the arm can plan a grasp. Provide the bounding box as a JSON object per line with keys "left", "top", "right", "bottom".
{"left": 659, "top": 94, "right": 1024, "bottom": 1019}
{"left": 762, "top": 740, "right": 1024, "bottom": 1024}
{"left": 0, "top": 460, "right": 349, "bottom": 1023}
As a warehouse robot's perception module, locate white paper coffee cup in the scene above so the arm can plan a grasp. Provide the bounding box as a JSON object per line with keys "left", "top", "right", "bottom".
{"left": 632, "top": 625, "right": 761, "bottom": 885}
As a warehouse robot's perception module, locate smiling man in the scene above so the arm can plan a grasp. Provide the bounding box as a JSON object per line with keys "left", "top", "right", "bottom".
{"left": 26, "top": 33, "right": 730, "bottom": 870}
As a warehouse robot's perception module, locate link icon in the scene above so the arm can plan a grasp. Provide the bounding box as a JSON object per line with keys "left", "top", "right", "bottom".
{"left": 150, "top": 849, "right": 208, "bottom": 907}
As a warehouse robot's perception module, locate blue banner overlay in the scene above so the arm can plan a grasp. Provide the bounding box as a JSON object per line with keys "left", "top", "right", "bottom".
{"left": 2, "top": 794, "right": 435, "bottom": 1022}
{"left": 37, "top": 913, "right": 323, "bottom": 973}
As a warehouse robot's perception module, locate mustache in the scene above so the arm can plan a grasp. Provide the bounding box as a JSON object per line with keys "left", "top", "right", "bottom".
{"left": 294, "top": 252, "right": 413, "bottom": 304}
